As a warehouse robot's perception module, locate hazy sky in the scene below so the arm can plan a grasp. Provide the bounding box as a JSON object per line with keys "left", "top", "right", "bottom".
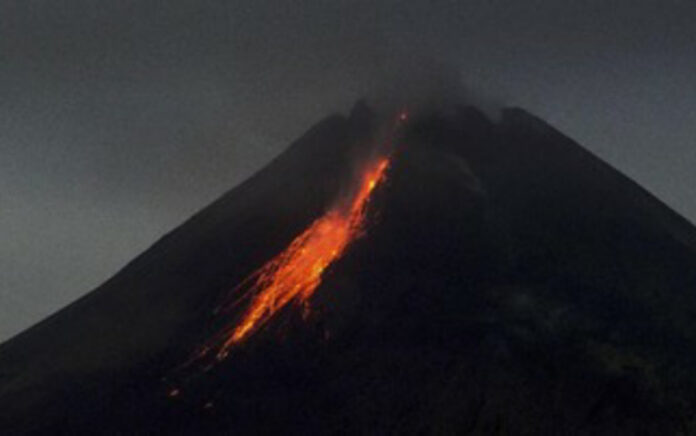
{"left": 1, "top": 0, "right": 695, "bottom": 341}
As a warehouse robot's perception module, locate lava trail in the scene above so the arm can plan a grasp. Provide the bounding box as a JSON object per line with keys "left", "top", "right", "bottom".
{"left": 219, "top": 157, "right": 389, "bottom": 356}
{"left": 173, "top": 111, "right": 408, "bottom": 375}
{"left": 189, "top": 155, "right": 391, "bottom": 364}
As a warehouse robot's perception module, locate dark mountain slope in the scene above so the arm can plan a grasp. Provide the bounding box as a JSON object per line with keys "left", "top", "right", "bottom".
{"left": 2, "top": 103, "right": 696, "bottom": 435}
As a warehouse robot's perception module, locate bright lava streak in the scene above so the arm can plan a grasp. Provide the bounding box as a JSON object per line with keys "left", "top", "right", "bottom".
{"left": 209, "top": 157, "right": 391, "bottom": 360}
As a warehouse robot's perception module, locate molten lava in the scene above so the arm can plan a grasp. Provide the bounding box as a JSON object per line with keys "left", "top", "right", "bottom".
{"left": 205, "top": 157, "right": 391, "bottom": 361}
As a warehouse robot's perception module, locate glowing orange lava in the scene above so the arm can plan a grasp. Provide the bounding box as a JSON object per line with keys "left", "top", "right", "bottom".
{"left": 207, "top": 157, "right": 391, "bottom": 360}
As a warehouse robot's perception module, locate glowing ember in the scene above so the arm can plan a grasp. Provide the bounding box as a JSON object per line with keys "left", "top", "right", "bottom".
{"left": 206, "top": 157, "right": 391, "bottom": 361}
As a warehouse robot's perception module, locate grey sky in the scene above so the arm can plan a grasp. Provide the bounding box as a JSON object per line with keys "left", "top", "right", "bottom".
{"left": 1, "top": 0, "right": 695, "bottom": 341}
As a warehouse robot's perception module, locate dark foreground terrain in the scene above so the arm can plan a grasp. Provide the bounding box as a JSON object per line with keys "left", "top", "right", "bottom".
{"left": 2, "top": 102, "right": 696, "bottom": 435}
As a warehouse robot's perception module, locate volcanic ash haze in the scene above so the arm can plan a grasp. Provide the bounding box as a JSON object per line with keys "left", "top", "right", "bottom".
{"left": 2, "top": 101, "right": 696, "bottom": 435}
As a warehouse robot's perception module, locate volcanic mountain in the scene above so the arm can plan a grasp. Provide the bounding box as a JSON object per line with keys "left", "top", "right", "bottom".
{"left": 2, "top": 102, "right": 696, "bottom": 435}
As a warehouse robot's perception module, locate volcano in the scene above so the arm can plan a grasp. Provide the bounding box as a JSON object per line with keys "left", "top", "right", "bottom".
{"left": 2, "top": 102, "right": 696, "bottom": 435}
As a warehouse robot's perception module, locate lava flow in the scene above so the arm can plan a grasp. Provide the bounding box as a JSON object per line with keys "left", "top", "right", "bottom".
{"left": 200, "top": 156, "right": 391, "bottom": 362}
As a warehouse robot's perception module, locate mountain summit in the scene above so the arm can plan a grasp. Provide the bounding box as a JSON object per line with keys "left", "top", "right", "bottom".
{"left": 2, "top": 103, "right": 696, "bottom": 435}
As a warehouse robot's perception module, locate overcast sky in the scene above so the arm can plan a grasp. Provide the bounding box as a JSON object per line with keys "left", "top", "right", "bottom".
{"left": 1, "top": 0, "right": 695, "bottom": 341}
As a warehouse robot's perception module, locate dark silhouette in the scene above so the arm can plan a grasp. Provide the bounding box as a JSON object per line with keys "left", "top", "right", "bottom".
{"left": 2, "top": 102, "right": 696, "bottom": 435}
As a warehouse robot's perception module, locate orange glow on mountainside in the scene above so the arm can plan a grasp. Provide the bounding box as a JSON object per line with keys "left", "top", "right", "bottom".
{"left": 207, "top": 157, "right": 391, "bottom": 361}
